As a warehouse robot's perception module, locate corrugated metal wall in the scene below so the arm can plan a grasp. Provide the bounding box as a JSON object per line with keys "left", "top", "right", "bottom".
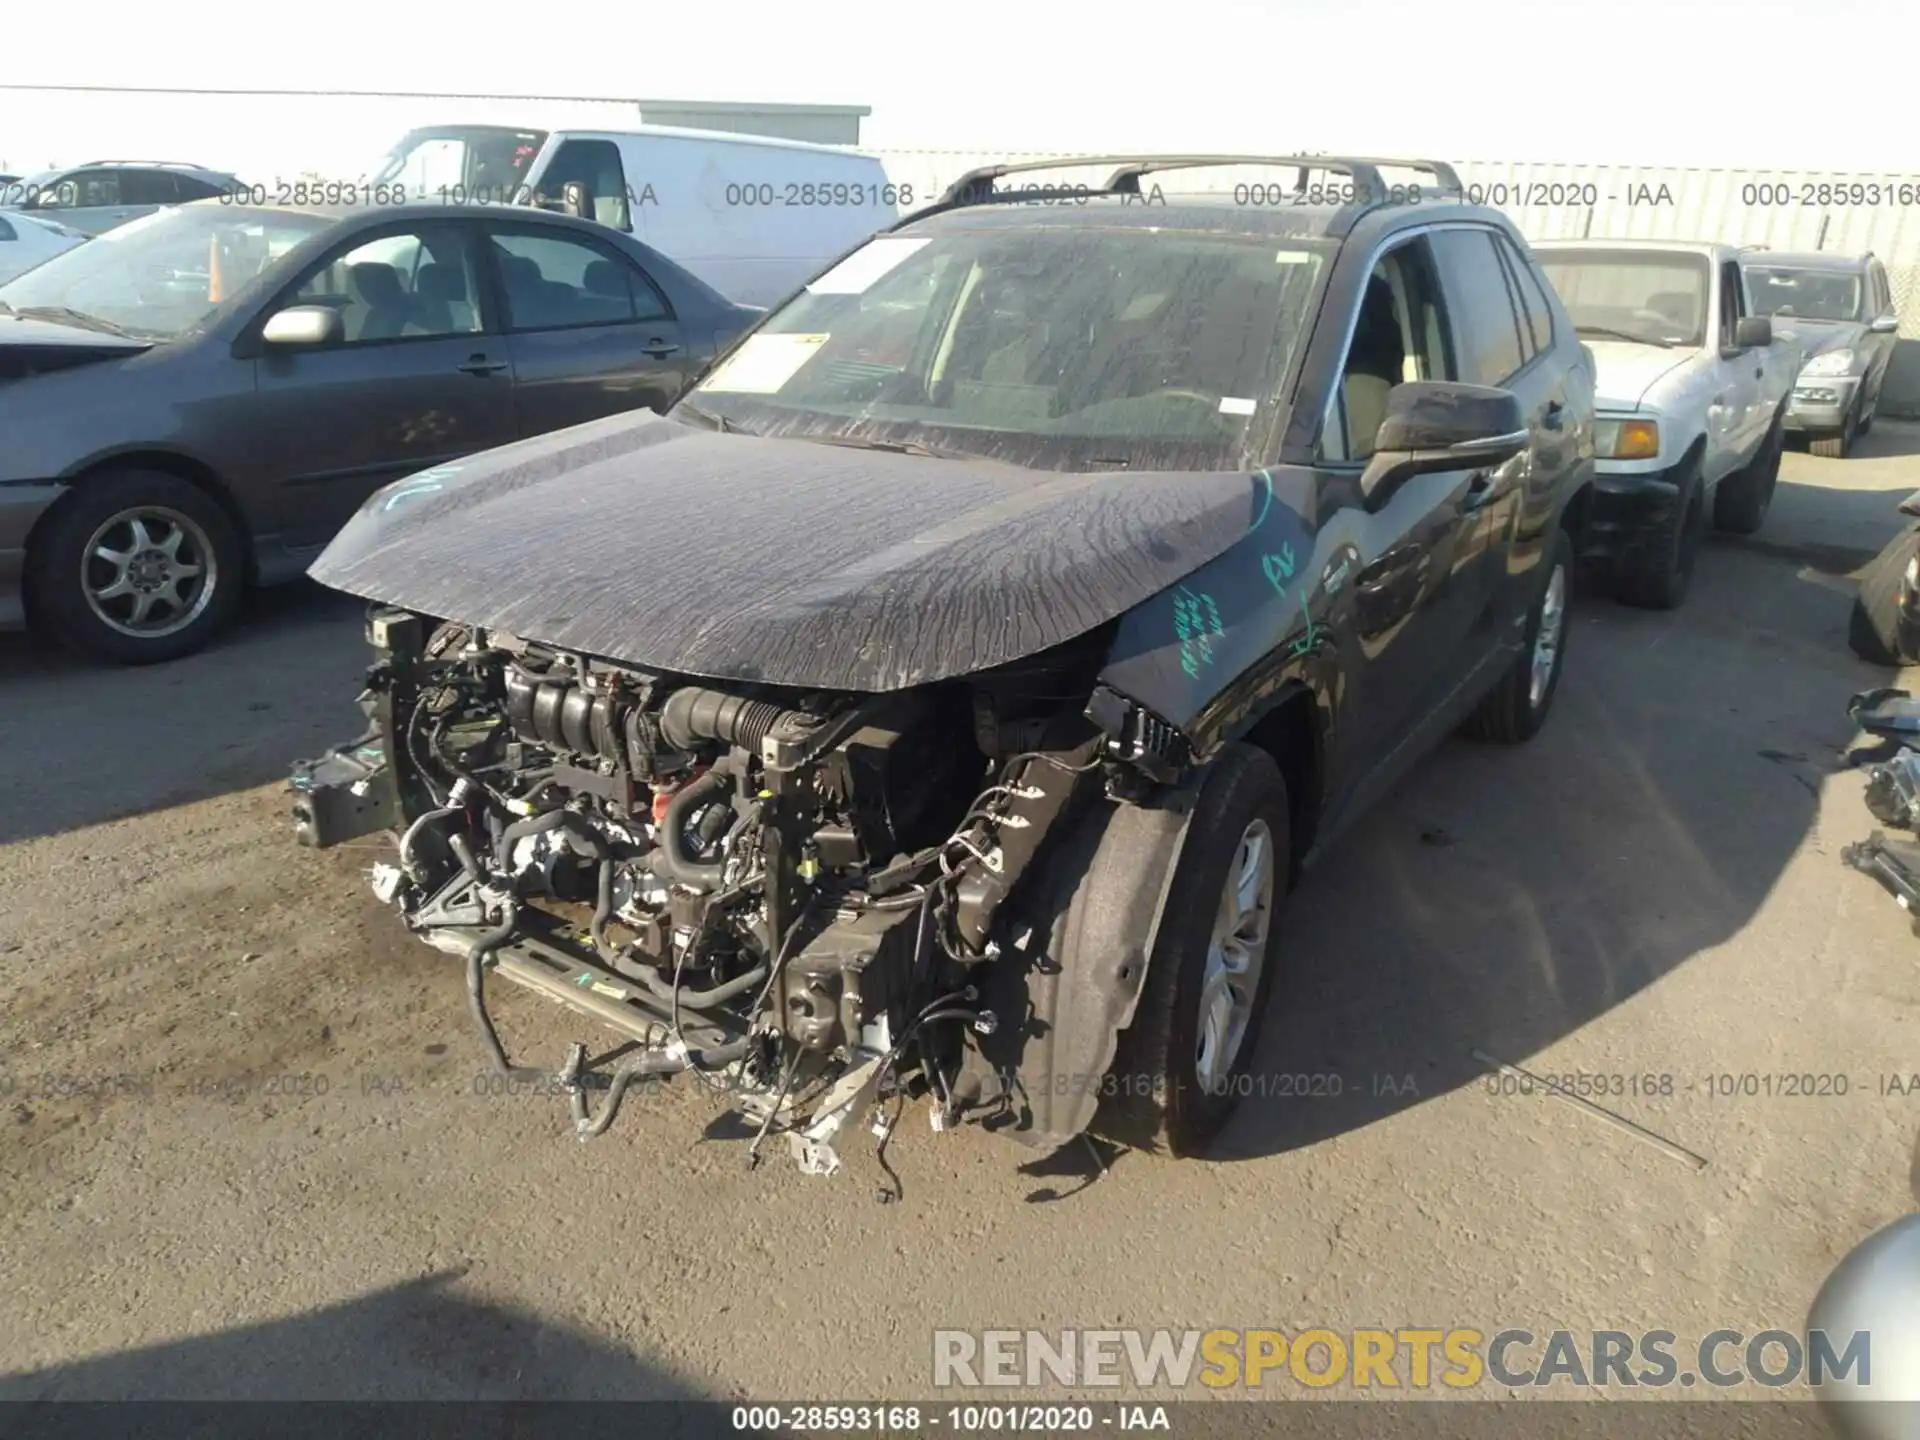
{"left": 869, "top": 150, "right": 1920, "bottom": 414}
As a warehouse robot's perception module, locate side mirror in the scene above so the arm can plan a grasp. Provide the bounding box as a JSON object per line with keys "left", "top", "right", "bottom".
{"left": 1734, "top": 315, "right": 1773, "bottom": 349}
{"left": 261, "top": 304, "right": 343, "bottom": 348}
{"left": 560, "top": 181, "right": 590, "bottom": 220}
{"left": 1871, "top": 314, "right": 1901, "bottom": 335}
{"left": 1358, "top": 381, "right": 1528, "bottom": 513}
{"left": 1897, "top": 488, "right": 1920, "bottom": 520}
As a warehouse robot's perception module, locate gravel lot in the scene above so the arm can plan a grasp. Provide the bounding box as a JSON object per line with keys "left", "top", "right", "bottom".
{"left": 4, "top": 428, "right": 1920, "bottom": 1408}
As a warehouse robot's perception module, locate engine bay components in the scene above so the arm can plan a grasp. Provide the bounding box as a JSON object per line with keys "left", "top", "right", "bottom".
{"left": 294, "top": 605, "right": 1141, "bottom": 1181}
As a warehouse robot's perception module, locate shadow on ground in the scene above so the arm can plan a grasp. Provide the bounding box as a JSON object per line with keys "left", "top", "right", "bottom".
{"left": 0, "top": 580, "right": 368, "bottom": 845}
{"left": 1215, "top": 529, "right": 1887, "bottom": 1161}
{"left": 0, "top": 1271, "right": 709, "bottom": 1403}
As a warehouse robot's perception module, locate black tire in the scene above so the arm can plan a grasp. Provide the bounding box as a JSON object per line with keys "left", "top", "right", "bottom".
{"left": 1096, "top": 744, "right": 1289, "bottom": 1157}
{"left": 1849, "top": 526, "right": 1920, "bottom": 667}
{"left": 1713, "top": 411, "right": 1784, "bottom": 535}
{"left": 25, "top": 470, "right": 244, "bottom": 665}
{"left": 1810, "top": 400, "right": 1859, "bottom": 460}
{"left": 1461, "top": 525, "right": 1573, "bottom": 744}
{"left": 1614, "top": 456, "right": 1704, "bottom": 611}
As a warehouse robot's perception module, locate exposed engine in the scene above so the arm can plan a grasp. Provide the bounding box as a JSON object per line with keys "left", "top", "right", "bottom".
{"left": 292, "top": 607, "right": 1142, "bottom": 1181}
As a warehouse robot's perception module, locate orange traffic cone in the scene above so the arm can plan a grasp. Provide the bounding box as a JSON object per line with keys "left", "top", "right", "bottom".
{"left": 207, "top": 233, "right": 225, "bottom": 304}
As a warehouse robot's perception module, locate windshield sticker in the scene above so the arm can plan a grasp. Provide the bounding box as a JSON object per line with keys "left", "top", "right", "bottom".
{"left": 701, "top": 333, "right": 830, "bottom": 394}
{"left": 806, "top": 238, "right": 933, "bottom": 296}
{"left": 1217, "top": 397, "right": 1256, "bottom": 416}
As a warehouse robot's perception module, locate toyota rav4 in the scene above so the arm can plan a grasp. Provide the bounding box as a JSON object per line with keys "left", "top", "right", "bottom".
{"left": 291, "top": 154, "right": 1597, "bottom": 1179}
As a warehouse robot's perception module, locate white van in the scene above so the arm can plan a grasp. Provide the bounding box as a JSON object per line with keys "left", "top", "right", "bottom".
{"left": 370, "top": 123, "right": 903, "bottom": 306}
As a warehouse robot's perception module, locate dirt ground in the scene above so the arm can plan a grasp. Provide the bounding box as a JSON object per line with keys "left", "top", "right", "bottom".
{"left": 3, "top": 429, "right": 1920, "bottom": 1410}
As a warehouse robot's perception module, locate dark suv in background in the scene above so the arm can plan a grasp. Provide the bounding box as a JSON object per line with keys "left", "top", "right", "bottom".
{"left": 1744, "top": 249, "right": 1900, "bottom": 458}
{"left": 0, "top": 161, "right": 241, "bottom": 237}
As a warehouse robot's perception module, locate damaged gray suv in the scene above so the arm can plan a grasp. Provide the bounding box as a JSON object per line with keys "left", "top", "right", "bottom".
{"left": 293, "top": 155, "right": 1597, "bottom": 1177}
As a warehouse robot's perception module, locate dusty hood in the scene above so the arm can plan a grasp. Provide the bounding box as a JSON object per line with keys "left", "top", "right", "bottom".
{"left": 0, "top": 312, "right": 151, "bottom": 381}
{"left": 1771, "top": 316, "right": 1862, "bottom": 362}
{"left": 1583, "top": 340, "right": 1695, "bottom": 412}
{"left": 309, "top": 411, "right": 1270, "bottom": 692}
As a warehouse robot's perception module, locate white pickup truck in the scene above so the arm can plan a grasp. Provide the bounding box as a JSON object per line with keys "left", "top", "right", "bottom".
{"left": 1530, "top": 240, "right": 1803, "bottom": 610}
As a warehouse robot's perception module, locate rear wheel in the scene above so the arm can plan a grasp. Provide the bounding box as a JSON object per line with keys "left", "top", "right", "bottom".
{"left": 1461, "top": 525, "right": 1572, "bottom": 744}
{"left": 26, "top": 470, "right": 243, "bottom": 664}
{"left": 1614, "top": 457, "right": 1704, "bottom": 611}
{"left": 1713, "top": 411, "right": 1784, "bottom": 535}
{"left": 1096, "top": 744, "right": 1289, "bottom": 1157}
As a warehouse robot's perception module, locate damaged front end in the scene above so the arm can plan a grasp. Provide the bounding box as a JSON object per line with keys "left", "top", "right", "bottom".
{"left": 292, "top": 605, "right": 1194, "bottom": 1177}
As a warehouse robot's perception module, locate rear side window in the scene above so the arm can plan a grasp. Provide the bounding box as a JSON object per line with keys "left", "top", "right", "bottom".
{"left": 120, "top": 171, "right": 181, "bottom": 205}
{"left": 173, "top": 174, "right": 230, "bottom": 202}
{"left": 489, "top": 229, "right": 671, "bottom": 330}
{"left": 1428, "top": 229, "right": 1527, "bottom": 386}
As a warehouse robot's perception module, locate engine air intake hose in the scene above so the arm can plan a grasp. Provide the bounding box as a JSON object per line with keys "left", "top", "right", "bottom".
{"left": 650, "top": 764, "right": 734, "bottom": 891}
{"left": 658, "top": 687, "right": 814, "bottom": 755}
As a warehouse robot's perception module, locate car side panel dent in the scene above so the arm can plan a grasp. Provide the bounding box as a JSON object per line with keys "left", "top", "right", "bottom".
{"left": 1094, "top": 464, "right": 1335, "bottom": 749}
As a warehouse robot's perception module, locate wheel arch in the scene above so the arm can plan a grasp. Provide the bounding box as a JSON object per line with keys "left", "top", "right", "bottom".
{"left": 31, "top": 450, "right": 254, "bottom": 585}
{"left": 1233, "top": 682, "right": 1325, "bottom": 889}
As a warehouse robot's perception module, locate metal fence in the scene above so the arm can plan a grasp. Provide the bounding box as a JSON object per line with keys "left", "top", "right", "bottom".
{"left": 868, "top": 150, "right": 1920, "bottom": 414}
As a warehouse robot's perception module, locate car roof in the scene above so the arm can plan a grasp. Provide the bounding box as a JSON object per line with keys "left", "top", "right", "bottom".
{"left": 1743, "top": 250, "right": 1868, "bottom": 271}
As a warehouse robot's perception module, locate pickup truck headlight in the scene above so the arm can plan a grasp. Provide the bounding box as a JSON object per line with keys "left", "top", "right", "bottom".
{"left": 1592, "top": 418, "right": 1660, "bottom": 460}
{"left": 1801, "top": 348, "right": 1858, "bottom": 378}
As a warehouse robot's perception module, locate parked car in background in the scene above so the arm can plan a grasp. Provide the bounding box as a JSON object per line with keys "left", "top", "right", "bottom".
{"left": 0, "top": 210, "right": 86, "bottom": 284}
{"left": 370, "top": 124, "right": 900, "bottom": 306}
{"left": 0, "top": 161, "right": 241, "bottom": 237}
{"left": 1532, "top": 240, "right": 1801, "bottom": 610}
{"left": 1743, "top": 250, "right": 1899, "bottom": 459}
{"left": 0, "top": 199, "right": 761, "bottom": 663}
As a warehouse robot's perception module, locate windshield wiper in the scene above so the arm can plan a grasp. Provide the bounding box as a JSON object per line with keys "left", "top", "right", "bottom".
{"left": 1575, "top": 324, "right": 1674, "bottom": 349}
{"left": 801, "top": 435, "right": 965, "bottom": 460}
{"left": 15, "top": 305, "right": 137, "bottom": 338}
{"left": 674, "top": 400, "right": 748, "bottom": 434}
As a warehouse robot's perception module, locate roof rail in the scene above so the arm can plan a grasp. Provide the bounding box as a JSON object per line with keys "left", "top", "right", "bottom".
{"left": 78, "top": 159, "right": 208, "bottom": 170}
{"left": 937, "top": 153, "right": 1462, "bottom": 207}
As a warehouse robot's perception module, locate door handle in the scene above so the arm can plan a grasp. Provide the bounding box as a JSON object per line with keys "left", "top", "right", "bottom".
{"left": 642, "top": 338, "right": 682, "bottom": 358}
{"left": 1754, "top": 367, "right": 1764, "bottom": 380}
{"left": 457, "top": 355, "right": 508, "bottom": 376}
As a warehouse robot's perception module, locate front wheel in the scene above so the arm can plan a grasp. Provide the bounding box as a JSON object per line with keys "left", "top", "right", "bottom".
{"left": 26, "top": 470, "right": 244, "bottom": 664}
{"left": 1614, "top": 459, "right": 1703, "bottom": 611}
{"left": 1095, "top": 744, "right": 1289, "bottom": 1157}
{"left": 1713, "top": 412, "right": 1784, "bottom": 535}
{"left": 1810, "top": 400, "right": 1860, "bottom": 460}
